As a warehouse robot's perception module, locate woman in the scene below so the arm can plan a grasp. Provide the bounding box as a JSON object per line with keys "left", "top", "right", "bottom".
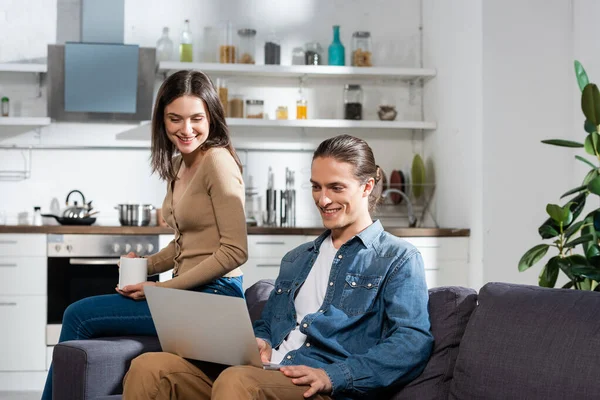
{"left": 41, "top": 70, "right": 249, "bottom": 399}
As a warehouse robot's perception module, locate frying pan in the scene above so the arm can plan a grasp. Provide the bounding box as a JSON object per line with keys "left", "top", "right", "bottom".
{"left": 41, "top": 214, "right": 97, "bottom": 226}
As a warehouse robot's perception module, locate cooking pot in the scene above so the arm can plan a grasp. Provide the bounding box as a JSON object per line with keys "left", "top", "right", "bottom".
{"left": 115, "top": 204, "right": 154, "bottom": 226}
{"left": 41, "top": 190, "right": 98, "bottom": 226}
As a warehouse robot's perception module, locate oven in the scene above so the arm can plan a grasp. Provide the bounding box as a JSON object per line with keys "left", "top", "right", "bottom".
{"left": 46, "top": 234, "right": 159, "bottom": 345}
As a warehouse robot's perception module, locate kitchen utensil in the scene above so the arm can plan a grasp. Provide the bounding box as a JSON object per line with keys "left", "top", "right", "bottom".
{"left": 377, "top": 105, "right": 398, "bottom": 121}
{"left": 63, "top": 190, "right": 92, "bottom": 218}
{"left": 115, "top": 204, "right": 155, "bottom": 226}
{"left": 41, "top": 214, "right": 97, "bottom": 225}
{"left": 388, "top": 169, "right": 406, "bottom": 205}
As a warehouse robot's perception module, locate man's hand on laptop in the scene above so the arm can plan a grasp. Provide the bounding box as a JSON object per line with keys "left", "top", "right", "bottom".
{"left": 256, "top": 338, "right": 272, "bottom": 363}
{"left": 280, "top": 365, "right": 332, "bottom": 397}
{"left": 116, "top": 281, "right": 157, "bottom": 300}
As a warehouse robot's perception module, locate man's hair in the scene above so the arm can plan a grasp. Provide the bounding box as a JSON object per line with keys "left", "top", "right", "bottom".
{"left": 313, "top": 134, "right": 383, "bottom": 212}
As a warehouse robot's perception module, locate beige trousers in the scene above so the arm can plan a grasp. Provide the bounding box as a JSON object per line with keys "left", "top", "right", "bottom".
{"left": 122, "top": 352, "right": 333, "bottom": 400}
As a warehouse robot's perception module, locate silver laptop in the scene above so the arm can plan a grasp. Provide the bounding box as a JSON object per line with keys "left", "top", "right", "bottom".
{"left": 144, "top": 285, "right": 280, "bottom": 369}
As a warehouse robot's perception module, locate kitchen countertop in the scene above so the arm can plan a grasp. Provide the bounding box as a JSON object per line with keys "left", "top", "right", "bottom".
{"left": 0, "top": 225, "right": 470, "bottom": 237}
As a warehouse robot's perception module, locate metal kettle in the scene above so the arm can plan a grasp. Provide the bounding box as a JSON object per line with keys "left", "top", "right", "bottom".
{"left": 63, "top": 190, "right": 92, "bottom": 218}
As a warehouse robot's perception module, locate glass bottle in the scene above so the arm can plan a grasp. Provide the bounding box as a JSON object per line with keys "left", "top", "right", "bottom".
{"left": 33, "top": 206, "right": 43, "bottom": 226}
{"left": 180, "top": 20, "right": 193, "bottom": 62}
{"left": 351, "top": 31, "right": 373, "bottom": 67}
{"left": 1, "top": 97, "right": 8, "bottom": 117}
{"left": 216, "top": 78, "right": 228, "bottom": 116}
{"left": 156, "top": 27, "right": 174, "bottom": 63}
{"left": 296, "top": 90, "right": 307, "bottom": 119}
{"left": 264, "top": 32, "right": 281, "bottom": 65}
{"left": 328, "top": 25, "right": 345, "bottom": 66}
{"left": 219, "top": 21, "right": 236, "bottom": 64}
{"left": 344, "top": 84, "right": 363, "bottom": 120}
{"left": 237, "top": 28, "right": 257, "bottom": 64}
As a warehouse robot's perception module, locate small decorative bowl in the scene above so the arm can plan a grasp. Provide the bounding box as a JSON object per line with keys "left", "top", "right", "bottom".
{"left": 377, "top": 105, "right": 398, "bottom": 121}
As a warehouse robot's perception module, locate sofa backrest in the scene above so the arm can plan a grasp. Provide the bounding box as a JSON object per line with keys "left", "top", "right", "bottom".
{"left": 450, "top": 282, "right": 600, "bottom": 399}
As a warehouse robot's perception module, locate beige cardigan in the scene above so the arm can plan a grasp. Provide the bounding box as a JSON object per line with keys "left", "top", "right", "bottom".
{"left": 146, "top": 147, "right": 248, "bottom": 290}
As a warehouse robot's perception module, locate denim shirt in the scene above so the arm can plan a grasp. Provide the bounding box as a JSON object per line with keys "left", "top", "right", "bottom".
{"left": 253, "top": 220, "right": 433, "bottom": 398}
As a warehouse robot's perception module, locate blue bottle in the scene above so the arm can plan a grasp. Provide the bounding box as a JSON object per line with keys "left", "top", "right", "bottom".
{"left": 328, "top": 25, "right": 345, "bottom": 66}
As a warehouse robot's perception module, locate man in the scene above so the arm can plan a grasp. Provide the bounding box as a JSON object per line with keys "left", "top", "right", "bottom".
{"left": 123, "top": 134, "right": 433, "bottom": 399}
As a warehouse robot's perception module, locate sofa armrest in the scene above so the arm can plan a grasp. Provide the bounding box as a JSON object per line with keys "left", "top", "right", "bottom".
{"left": 53, "top": 336, "right": 161, "bottom": 400}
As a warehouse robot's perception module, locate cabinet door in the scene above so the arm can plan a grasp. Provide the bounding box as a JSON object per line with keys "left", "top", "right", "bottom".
{"left": 241, "top": 258, "right": 282, "bottom": 291}
{"left": 0, "top": 257, "right": 46, "bottom": 295}
{"left": 0, "top": 295, "right": 46, "bottom": 371}
{"left": 0, "top": 234, "right": 46, "bottom": 256}
{"left": 247, "top": 235, "right": 307, "bottom": 259}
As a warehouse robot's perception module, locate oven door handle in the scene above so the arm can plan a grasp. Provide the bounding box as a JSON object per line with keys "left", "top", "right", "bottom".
{"left": 69, "top": 258, "right": 120, "bottom": 265}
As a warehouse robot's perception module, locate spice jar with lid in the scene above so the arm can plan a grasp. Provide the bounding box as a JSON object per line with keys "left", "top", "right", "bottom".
{"left": 264, "top": 32, "right": 281, "bottom": 65}
{"left": 351, "top": 31, "right": 373, "bottom": 67}
{"left": 344, "top": 84, "right": 363, "bottom": 120}
{"left": 246, "top": 100, "right": 264, "bottom": 119}
{"left": 276, "top": 106, "right": 288, "bottom": 120}
{"left": 305, "top": 42, "right": 324, "bottom": 65}
{"left": 237, "top": 28, "right": 256, "bottom": 64}
{"left": 291, "top": 47, "right": 306, "bottom": 65}
{"left": 1, "top": 96, "right": 9, "bottom": 117}
{"left": 219, "top": 21, "right": 236, "bottom": 64}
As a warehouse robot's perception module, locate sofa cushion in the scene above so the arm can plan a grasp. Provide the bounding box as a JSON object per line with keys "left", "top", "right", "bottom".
{"left": 450, "top": 282, "right": 600, "bottom": 399}
{"left": 245, "top": 279, "right": 275, "bottom": 323}
{"left": 391, "top": 286, "right": 478, "bottom": 400}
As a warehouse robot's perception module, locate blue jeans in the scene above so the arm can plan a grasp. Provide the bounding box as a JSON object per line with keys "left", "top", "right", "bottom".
{"left": 41, "top": 276, "right": 244, "bottom": 400}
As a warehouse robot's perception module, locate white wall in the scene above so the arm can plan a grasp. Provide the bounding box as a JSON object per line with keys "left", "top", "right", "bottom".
{"left": 0, "top": 0, "right": 427, "bottom": 228}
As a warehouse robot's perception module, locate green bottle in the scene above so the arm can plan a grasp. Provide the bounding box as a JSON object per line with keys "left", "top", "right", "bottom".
{"left": 1, "top": 96, "right": 9, "bottom": 117}
{"left": 180, "top": 19, "right": 193, "bottom": 62}
{"left": 328, "top": 25, "right": 345, "bottom": 66}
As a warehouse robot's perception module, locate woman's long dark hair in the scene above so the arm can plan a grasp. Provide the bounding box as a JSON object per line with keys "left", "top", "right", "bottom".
{"left": 150, "top": 70, "right": 242, "bottom": 181}
{"left": 313, "top": 134, "right": 383, "bottom": 212}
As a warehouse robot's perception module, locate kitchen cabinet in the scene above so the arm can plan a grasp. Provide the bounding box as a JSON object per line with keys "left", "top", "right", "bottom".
{"left": 158, "top": 234, "right": 174, "bottom": 282}
{"left": 0, "top": 234, "right": 47, "bottom": 372}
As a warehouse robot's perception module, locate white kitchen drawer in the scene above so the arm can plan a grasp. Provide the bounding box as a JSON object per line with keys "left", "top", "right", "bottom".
{"left": 405, "top": 237, "right": 469, "bottom": 262}
{"left": 0, "top": 295, "right": 46, "bottom": 371}
{"left": 0, "top": 234, "right": 46, "bottom": 257}
{"left": 248, "top": 235, "right": 307, "bottom": 259}
{"left": 241, "top": 258, "right": 282, "bottom": 290}
{"left": 0, "top": 257, "right": 46, "bottom": 295}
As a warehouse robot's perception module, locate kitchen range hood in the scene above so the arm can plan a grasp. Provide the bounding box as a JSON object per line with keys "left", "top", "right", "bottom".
{"left": 47, "top": 0, "right": 155, "bottom": 122}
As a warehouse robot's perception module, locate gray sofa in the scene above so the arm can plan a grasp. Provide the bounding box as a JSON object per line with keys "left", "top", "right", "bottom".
{"left": 52, "top": 281, "right": 600, "bottom": 399}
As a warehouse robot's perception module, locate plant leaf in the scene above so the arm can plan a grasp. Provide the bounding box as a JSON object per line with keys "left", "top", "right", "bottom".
{"left": 539, "top": 258, "right": 560, "bottom": 288}
{"left": 588, "top": 175, "right": 600, "bottom": 196}
{"left": 594, "top": 132, "right": 600, "bottom": 152}
{"left": 584, "top": 120, "right": 597, "bottom": 134}
{"left": 583, "top": 169, "right": 599, "bottom": 185}
{"left": 576, "top": 155, "right": 597, "bottom": 169}
{"left": 541, "top": 139, "right": 584, "bottom": 148}
{"left": 585, "top": 135, "right": 596, "bottom": 155}
{"left": 556, "top": 254, "right": 589, "bottom": 281}
{"left": 581, "top": 83, "right": 600, "bottom": 125}
{"left": 539, "top": 224, "right": 559, "bottom": 239}
{"left": 546, "top": 204, "right": 567, "bottom": 224}
{"left": 518, "top": 244, "right": 550, "bottom": 272}
{"left": 575, "top": 60, "right": 590, "bottom": 92}
{"left": 560, "top": 185, "right": 588, "bottom": 199}
{"left": 571, "top": 266, "right": 600, "bottom": 281}
{"left": 564, "top": 220, "right": 584, "bottom": 240}
{"left": 580, "top": 278, "right": 593, "bottom": 291}
{"left": 564, "top": 234, "right": 595, "bottom": 248}
{"left": 563, "top": 281, "right": 575, "bottom": 289}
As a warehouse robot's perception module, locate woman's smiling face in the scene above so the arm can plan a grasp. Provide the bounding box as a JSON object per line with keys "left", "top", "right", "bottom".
{"left": 164, "top": 95, "right": 210, "bottom": 154}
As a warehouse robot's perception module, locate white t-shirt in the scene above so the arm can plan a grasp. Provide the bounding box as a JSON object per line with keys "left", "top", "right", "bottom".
{"left": 270, "top": 235, "right": 337, "bottom": 364}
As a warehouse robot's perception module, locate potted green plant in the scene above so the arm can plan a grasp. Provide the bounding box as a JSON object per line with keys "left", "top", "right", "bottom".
{"left": 519, "top": 61, "right": 600, "bottom": 290}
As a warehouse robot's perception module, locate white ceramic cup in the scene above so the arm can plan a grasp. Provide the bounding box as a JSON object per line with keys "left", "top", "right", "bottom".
{"left": 118, "top": 257, "right": 147, "bottom": 289}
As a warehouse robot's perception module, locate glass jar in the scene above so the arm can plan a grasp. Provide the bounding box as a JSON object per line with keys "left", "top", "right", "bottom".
{"left": 202, "top": 26, "right": 218, "bottom": 62}
{"left": 296, "top": 92, "right": 307, "bottom": 119}
{"left": 156, "top": 27, "right": 174, "bottom": 63}
{"left": 216, "top": 78, "right": 228, "bottom": 116}
{"left": 219, "top": 21, "right": 236, "bottom": 64}
{"left": 229, "top": 94, "right": 244, "bottom": 118}
{"left": 291, "top": 47, "right": 305, "bottom": 65}
{"left": 246, "top": 100, "right": 264, "bottom": 119}
{"left": 276, "top": 106, "right": 288, "bottom": 120}
{"left": 351, "top": 31, "right": 373, "bottom": 67}
{"left": 264, "top": 32, "right": 281, "bottom": 65}
{"left": 305, "top": 42, "right": 324, "bottom": 65}
{"left": 344, "top": 84, "right": 363, "bottom": 120}
{"left": 237, "top": 28, "right": 256, "bottom": 64}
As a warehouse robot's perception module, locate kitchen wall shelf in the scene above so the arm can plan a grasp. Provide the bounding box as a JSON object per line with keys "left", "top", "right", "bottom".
{"left": 116, "top": 119, "right": 436, "bottom": 141}
{"left": 0, "top": 117, "right": 52, "bottom": 138}
{"left": 0, "top": 63, "right": 47, "bottom": 73}
{"left": 158, "top": 62, "right": 436, "bottom": 82}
